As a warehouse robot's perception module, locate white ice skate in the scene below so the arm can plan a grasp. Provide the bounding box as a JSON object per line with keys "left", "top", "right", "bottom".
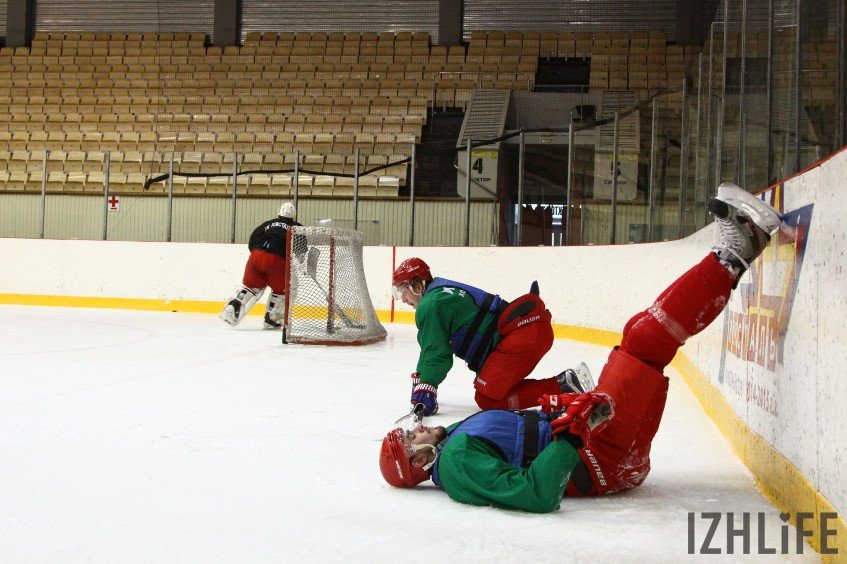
{"left": 708, "top": 182, "right": 783, "bottom": 283}
{"left": 712, "top": 182, "right": 783, "bottom": 236}
{"left": 556, "top": 362, "right": 595, "bottom": 394}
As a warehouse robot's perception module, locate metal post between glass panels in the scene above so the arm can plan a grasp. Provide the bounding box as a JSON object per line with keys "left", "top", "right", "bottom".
{"left": 293, "top": 150, "right": 300, "bottom": 207}
{"left": 39, "top": 151, "right": 47, "bottom": 238}
{"left": 648, "top": 98, "right": 658, "bottom": 242}
{"left": 679, "top": 78, "right": 690, "bottom": 239}
{"left": 717, "top": 2, "right": 728, "bottom": 186}
{"left": 841, "top": 0, "right": 847, "bottom": 149}
{"left": 516, "top": 130, "right": 525, "bottom": 246}
{"left": 566, "top": 122, "right": 575, "bottom": 246}
{"left": 766, "top": 0, "right": 774, "bottom": 184}
{"left": 794, "top": 0, "right": 803, "bottom": 174}
{"left": 739, "top": 0, "right": 748, "bottom": 184}
{"left": 408, "top": 144, "right": 416, "bottom": 246}
{"left": 353, "top": 148, "right": 360, "bottom": 230}
{"left": 694, "top": 53, "right": 704, "bottom": 226}
{"left": 103, "top": 151, "right": 110, "bottom": 241}
{"left": 706, "top": 24, "right": 716, "bottom": 206}
{"left": 464, "top": 139, "right": 472, "bottom": 247}
{"left": 430, "top": 75, "right": 438, "bottom": 134}
{"left": 610, "top": 112, "right": 620, "bottom": 245}
{"left": 230, "top": 151, "right": 238, "bottom": 244}
{"left": 167, "top": 152, "right": 174, "bottom": 242}
{"left": 840, "top": 0, "right": 847, "bottom": 149}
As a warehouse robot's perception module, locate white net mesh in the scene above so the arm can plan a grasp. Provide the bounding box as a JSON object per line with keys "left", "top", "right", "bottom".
{"left": 284, "top": 226, "right": 387, "bottom": 345}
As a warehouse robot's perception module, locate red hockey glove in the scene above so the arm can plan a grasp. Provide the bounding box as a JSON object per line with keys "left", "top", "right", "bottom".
{"left": 549, "top": 392, "right": 614, "bottom": 448}
{"left": 537, "top": 392, "right": 580, "bottom": 414}
{"left": 411, "top": 382, "right": 439, "bottom": 416}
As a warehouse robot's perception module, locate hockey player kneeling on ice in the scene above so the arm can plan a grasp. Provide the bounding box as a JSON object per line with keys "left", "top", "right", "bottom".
{"left": 220, "top": 202, "right": 303, "bottom": 329}
{"left": 392, "top": 258, "right": 595, "bottom": 415}
{"left": 380, "top": 183, "right": 783, "bottom": 512}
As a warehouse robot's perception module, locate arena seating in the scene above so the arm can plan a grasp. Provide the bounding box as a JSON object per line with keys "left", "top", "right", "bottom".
{"left": 1, "top": 28, "right": 835, "bottom": 197}
{"left": 0, "top": 30, "right": 538, "bottom": 196}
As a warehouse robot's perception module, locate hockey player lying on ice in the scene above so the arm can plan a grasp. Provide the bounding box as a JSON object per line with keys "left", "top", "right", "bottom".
{"left": 380, "top": 183, "right": 783, "bottom": 513}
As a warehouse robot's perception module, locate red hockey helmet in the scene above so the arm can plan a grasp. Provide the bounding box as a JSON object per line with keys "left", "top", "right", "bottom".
{"left": 379, "top": 427, "right": 430, "bottom": 488}
{"left": 392, "top": 257, "right": 432, "bottom": 287}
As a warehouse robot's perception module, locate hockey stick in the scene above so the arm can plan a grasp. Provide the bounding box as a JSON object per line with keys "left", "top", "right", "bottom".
{"left": 299, "top": 245, "right": 365, "bottom": 330}
{"left": 307, "top": 271, "right": 366, "bottom": 329}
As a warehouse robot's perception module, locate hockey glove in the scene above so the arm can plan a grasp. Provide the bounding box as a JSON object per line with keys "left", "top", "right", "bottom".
{"left": 537, "top": 392, "right": 579, "bottom": 414}
{"left": 411, "top": 382, "right": 439, "bottom": 416}
{"left": 548, "top": 392, "right": 614, "bottom": 449}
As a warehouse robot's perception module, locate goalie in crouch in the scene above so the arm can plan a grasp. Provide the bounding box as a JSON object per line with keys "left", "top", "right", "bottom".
{"left": 380, "top": 183, "right": 783, "bottom": 512}
{"left": 220, "top": 202, "right": 304, "bottom": 329}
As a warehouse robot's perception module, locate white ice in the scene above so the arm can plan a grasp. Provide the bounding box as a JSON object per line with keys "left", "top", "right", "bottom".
{"left": 0, "top": 306, "right": 820, "bottom": 563}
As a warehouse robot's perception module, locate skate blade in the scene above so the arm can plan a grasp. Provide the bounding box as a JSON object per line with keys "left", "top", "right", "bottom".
{"left": 574, "top": 362, "right": 596, "bottom": 392}
{"left": 716, "top": 183, "right": 783, "bottom": 235}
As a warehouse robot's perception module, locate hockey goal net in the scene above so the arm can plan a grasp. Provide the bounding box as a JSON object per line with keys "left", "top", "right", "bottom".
{"left": 283, "top": 226, "right": 387, "bottom": 345}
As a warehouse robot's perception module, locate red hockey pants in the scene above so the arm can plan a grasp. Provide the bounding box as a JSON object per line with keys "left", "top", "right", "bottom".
{"left": 473, "top": 294, "right": 557, "bottom": 410}
{"left": 566, "top": 253, "right": 736, "bottom": 497}
{"left": 242, "top": 249, "right": 287, "bottom": 294}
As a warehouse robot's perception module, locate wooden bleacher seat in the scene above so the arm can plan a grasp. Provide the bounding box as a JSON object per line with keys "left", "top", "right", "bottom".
{"left": 322, "top": 154, "right": 343, "bottom": 174}
{"left": 45, "top": 150, "right": 66, "bottom": 171}
{"left": 63, "top": 171, "right": 87, "bottom": 192}
{"left": 246, "top": 172, "right": 270, "bottom": 195}
{"left": 7, "top": 171, "right": 28, "bottom": 190}
{"left": 199, "top": 152, "right": 223, "bottom": 173}
{"left": 9, "top": 149, "right": 31, "bottom": 171}
{"left": 269, "top": 173, "right": 291, "bottom": 195}
{"left": 119, "top": 172, "right": 145, "bottom": 192}
{"left": 182, "top": 175, "right": 207, "bottom": 194}
{"left": 28, "top": 131, "right": 48, "bottom": 151}
{"left": 253, "top": 132, "right": 274, "bottom": 153}
{"left": 63, "top": 151, "right": 85, "bottom": 172}
{"left": 45, "top": 170, "right": 68, "bottom": 192}
{"left": 206, "top": 175, "right": 230, "bottom": 194}
{"left": 83, "top": 151, "right": 105, "bottom": 171}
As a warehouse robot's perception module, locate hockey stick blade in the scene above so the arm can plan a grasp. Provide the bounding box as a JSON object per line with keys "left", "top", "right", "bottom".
{"left": 307, "top": 272, "right": 366, "bottom": 329}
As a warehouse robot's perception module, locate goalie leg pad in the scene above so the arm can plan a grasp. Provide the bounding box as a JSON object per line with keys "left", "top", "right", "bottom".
{"left": 263, "top": 292, "right": 285, "bottom": 329}
{"left": 219, "top": 286, "right": 262, "bottom": 326}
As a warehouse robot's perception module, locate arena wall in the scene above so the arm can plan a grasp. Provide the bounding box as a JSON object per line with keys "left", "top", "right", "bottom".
{"left": 1, "top": 148, "right": 845, "bottom": 558}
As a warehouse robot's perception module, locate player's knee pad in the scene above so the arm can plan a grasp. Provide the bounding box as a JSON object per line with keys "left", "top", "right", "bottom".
{"left": 620, "top": 310, "right": 680, "bottom": 371}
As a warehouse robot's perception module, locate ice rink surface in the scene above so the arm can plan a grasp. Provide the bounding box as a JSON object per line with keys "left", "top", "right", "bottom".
{"left": 0, "top": 306, "right": 820, "bottom": 563}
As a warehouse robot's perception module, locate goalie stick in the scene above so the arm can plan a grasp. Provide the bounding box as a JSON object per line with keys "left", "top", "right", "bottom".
{"left": 306, "top": 269, "right": 366, "bottom": 330}
{"left": 296, "top": 245, "right": 365, "bottom": 330}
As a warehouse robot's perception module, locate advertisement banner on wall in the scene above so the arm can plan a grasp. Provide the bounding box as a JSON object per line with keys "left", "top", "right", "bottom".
{"left": 718, "top": 186, "right": 814, "bottom": 426}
